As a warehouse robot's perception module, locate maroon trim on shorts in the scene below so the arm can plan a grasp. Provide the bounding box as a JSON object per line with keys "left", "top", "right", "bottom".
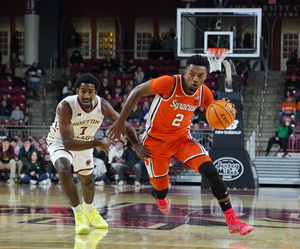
{"left": 74, "top": 167, "right": 94, "bottom": 173}
{"left": 54, "top": 149, "right": 73, "bottom": 158}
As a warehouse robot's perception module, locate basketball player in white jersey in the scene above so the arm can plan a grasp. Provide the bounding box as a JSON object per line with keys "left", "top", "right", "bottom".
{"left": 47, "top": 73, "right": 151, "bottom": 234}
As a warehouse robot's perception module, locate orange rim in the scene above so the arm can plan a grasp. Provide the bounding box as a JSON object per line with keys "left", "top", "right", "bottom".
{"left": 206, "top": 48, "right": 229, "bottom": 58}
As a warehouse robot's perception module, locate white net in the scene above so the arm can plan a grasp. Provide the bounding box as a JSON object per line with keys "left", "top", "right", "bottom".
{"left": 206, "top": 48, "right": 229, "bottom": 73}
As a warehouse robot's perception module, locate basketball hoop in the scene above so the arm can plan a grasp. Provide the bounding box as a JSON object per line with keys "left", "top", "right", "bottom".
{"left": 205, "top": 48, "right": 229, "bottom": 73}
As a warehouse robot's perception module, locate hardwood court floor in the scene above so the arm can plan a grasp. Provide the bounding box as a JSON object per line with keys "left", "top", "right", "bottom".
{"left": 0, "top": 182, "right": 299, "bottom": 249}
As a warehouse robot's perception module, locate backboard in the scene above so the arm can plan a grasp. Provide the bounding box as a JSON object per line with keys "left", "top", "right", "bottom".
{"left": 176, "top": 8, "right": 262, "bottom": 59}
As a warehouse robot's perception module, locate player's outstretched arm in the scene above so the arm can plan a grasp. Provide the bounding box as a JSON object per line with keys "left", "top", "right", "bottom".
{"left": 107, "top": 81, "right": 153, "bottom": 142}
{"left": 102, "top": 97, "right": 151, "bottom": 159}
{"left": 58, "top": 101, "right": 110, "bottom": 153}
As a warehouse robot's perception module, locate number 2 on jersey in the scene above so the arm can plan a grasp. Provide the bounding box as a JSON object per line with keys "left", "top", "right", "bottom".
{"left": 171, "top": 113, "right": 184, "bottom": 127}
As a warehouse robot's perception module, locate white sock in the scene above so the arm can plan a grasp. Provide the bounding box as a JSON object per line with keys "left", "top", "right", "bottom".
{"left": 84, "top": 202, "right": 94, "bottom": 212}
{"left": 71, "top": 204, "right": 83, "bottom": 214}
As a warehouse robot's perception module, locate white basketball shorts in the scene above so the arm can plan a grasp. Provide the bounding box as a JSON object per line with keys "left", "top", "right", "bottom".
{"left": 47, "top": 140, "right": 94, "bottom": 176}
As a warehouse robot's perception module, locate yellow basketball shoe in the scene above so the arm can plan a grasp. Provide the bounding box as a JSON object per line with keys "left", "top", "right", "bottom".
{"left": 74, "top": 212, "right": 90, "bottom": 234}
{"left": 82, "top": 204, "right": 108, "bottom": 229}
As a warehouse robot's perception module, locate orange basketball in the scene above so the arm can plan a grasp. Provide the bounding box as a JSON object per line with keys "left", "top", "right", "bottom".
{"left": 206, "top": 100, "right": 236, "bottom": 129}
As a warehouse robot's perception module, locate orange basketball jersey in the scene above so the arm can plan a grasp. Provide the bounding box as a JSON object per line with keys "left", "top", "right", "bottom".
{"left": 145, "top": 74, "right": 214, "bottom": 141}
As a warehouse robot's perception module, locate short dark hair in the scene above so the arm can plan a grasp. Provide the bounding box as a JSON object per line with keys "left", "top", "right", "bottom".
{"left": 10, "top": 138, "right": 17, "bottom": 143}
{"left": 186, "top": 55, "right": 210, "bottom": 73}
{"left": 74, "top": 73, "right": 100, "bottom": 91}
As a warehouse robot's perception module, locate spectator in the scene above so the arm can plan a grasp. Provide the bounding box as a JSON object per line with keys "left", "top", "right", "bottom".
{"left": 134, "top": 66, "right": 144, "bottom": 84}
{"left": 0, "top": 138, "right": 16, "bottom": 184}
{"left": 285, "top": 74, "right": 300, "bottom": 93}
{"left": 192, "top": 105, "right": 207, "bottom": 124}
{"left": 108, "top": 141, "right": 124, "bottom": 170}
{"left": 127, "top": 59, "right": 139, "bottom": 74}
{"left": 141, "top": 101, "right": 150, "bottom": 121}
{"left": 93, "top": 157, "right": 108, "bottom": 186}
{"left": 26, "top": 62, "right": 45, "bottom": 100}
{"left": 0, "top": 124, "right": 9, "bottom": 139}
{"left": 14, "top": 61, "right": 28, "bottom": 85}
{"left": 265, "top": 117, "right": 294, "bottom": 157}
{"left": 69, "top": 50, "right": 84, "bottom": 67}
{"left": 112, "top": 92, "right": 122, "bottom": 107}
{"left": 17, "top": 139, "right": 36, "bottom": 179}
{"left": 127, "top": 104, "right": 142, "bottom": 123}
{"left": 66, "top": 26, "right": 82, "bottom": 61}
{"left": 93, "top": 137, "right": 110, "bottom": 180}
{"left": 10, "top": 31, "right": 20, "bottom": 58}
{"left": 116, "top": 140, "right": 142, "bottom": 186}
{"left": 10, "top": 138, "right": 21, "bottom": 160}
{"left": 60, "top": 67, "right": 75, "bottom": 90}
{"left": 144, "top": 64, "right": 159, "bottom": 81}
{"left": 9, "top": 120, "right": 24, "bottom": 138}
{"left": 0, "top": 100, "right": 12, "bottom": 119}
{"left": 11, "top": 105, "right": 24, "bottom": 121}
{"left": 47, "top": 162, "right": 59, "bottom": 182}
{"left": 62, "top": 80, "right": 76, "bottom": 99}
{"left": 9, "top": 52, "right": 20, "bottom": 71}
{"left": 280, "top": 96, "right": 296, "bottom": 123}
{"left": 100, "top": 69, "right": 115, "bottom": 87}
{"left": 105, "top": 94, "right": 115, "bottom": 108}
{"left": 124, "top": 80, "right": 135, "bottom": 95}
{"left": 235, "top": 60, "right": 250, "bottom": 83}
{"left": 115, "top": 54, "right": 129, "bottom": 74}
{"left": 1, "top": 94, "right": 12, "bottom": 109}
{"left": 286, "top": 51, "right": 299, "bottom": 68}
{"left": 284, "top": 90, "right": 296, "bottom": 103}
{"left": 190, "top": 123, "right": 205, "bottom": 143}
{"left": 161, "top": 31, "right": 175, "bottom": 59}
{"left": 101, "top": 56, "right": 117, "bottom": 73}
{"left": 20, "top": 151, "right": 50, "bottom": 185}
{"left": 98, "top": 78, "right": 112, "bottom": 98}
{"left": 111, "top": 79, "right": 124, "bottom": 96}
{"left": 148, "top": 35, "right": 161, "bottom": 60}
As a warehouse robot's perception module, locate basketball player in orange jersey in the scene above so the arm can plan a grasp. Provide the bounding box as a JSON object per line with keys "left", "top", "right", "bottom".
{"left": 47, "top": 73, "right": 151, "bottom": 234}
{"left": 108, "top": 55, "right": 254, "bottom": 235}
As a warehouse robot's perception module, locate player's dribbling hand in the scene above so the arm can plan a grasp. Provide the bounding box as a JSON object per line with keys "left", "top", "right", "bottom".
{"left": 132, "top": 144, "right": 152, "bottom": 159}
{"left": 107, "top": 119, "right": 125, "bottom": 143}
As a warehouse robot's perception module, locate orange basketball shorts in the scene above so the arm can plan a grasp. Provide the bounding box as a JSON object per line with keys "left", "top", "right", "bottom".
{"left": 143, "top": 134, "right": 212, "bottom": 191}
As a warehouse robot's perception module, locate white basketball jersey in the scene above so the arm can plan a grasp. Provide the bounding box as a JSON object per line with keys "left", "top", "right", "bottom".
{"left": 47, "top": 95, "right": 104, "bottom": 145}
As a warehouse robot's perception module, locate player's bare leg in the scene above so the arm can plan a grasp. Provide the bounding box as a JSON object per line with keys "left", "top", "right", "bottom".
{"left": 55, "top": 158, "right": 90, "bottom": 234}
{"left": 79, "top": 173, "right": 108, "bottom": 229}
{"left": 55, "top": 158, "right": 80, "bottom": 206}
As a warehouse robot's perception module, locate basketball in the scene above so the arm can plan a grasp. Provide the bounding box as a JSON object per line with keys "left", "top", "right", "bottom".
{"left": 206, "top": 100, "right": 236, "bottom": 129}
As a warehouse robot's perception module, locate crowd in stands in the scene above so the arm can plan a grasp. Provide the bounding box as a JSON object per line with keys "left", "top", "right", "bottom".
{"left": 283, "top": 52, "right": 300, "bottom": 126}
{"left": 269, "top": 51, "right": 300, "bottom": 155}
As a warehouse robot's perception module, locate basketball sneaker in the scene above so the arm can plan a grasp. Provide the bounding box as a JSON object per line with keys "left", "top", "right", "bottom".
{"left": 74, "top": 212, "right": 90, "bottom": 234}
{"left": 82, "top": 204, "right": 108, "bottom": 229}
{"left": 224, "top": 208, "right": 254, "bottom": 235}
{"left": 155, "top": 197, "right": 170, "bottom": 214}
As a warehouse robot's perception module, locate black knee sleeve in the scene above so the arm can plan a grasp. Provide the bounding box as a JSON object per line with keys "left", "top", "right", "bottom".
{"left": 150, "top": 186, "right": 168, "bottom": 199}
{"left": 198, "top": 161, "right": 228, "bottom": 200}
